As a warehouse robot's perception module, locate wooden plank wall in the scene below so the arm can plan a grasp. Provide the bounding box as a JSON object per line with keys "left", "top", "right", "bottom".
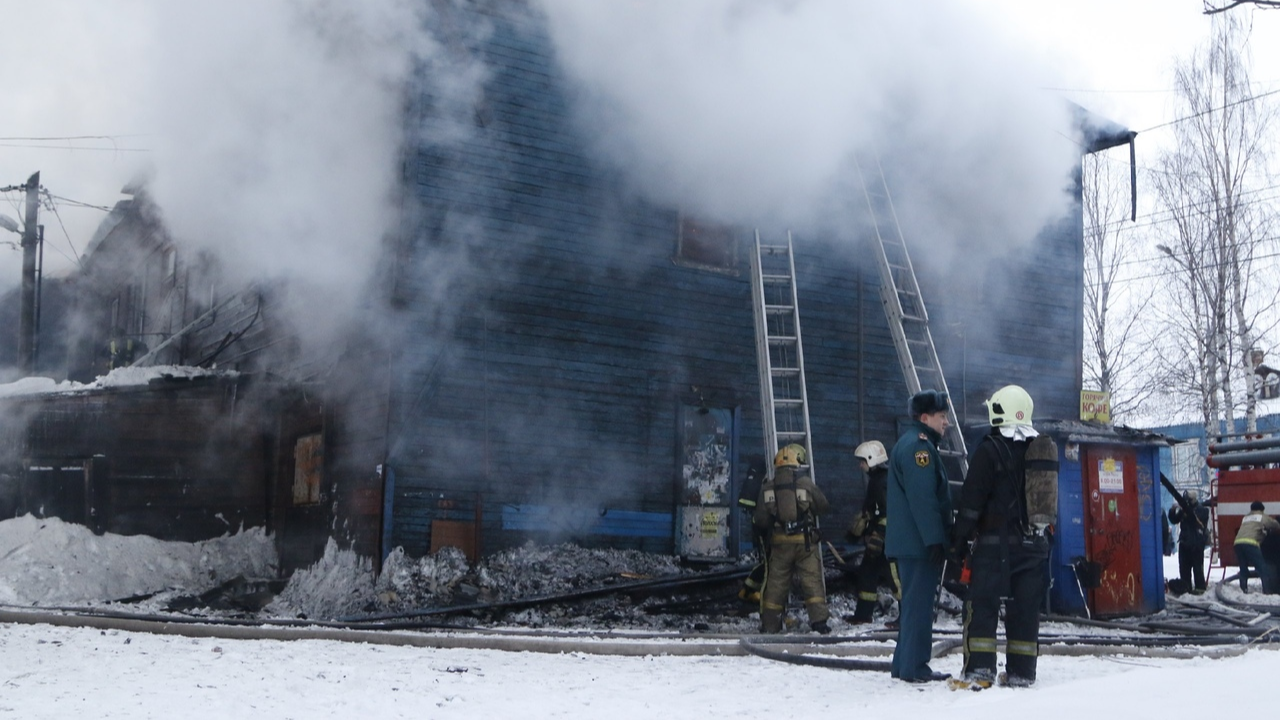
{"left": 0, "top": 377, "right": 273, "bottom": 542}
{"left": 382, "top": 8, "right": 923, "bottom": 558}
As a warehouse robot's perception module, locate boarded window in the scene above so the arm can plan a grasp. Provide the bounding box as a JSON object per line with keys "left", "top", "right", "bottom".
{"left": 675, "top": 216, "right": 738, "bottom": 273}
{"left": 292, "top": 433, "right": 323, "bottom": 505}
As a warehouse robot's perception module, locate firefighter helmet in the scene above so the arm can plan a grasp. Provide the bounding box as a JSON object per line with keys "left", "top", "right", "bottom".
{"left": 774, "top": 443, "right": 807, "bottom": 468}
{"left": 854, "top": 440, "right": 888, "bottom": 469}
{"left": 985, "top": 385, "right": 1034, "bottom": 427}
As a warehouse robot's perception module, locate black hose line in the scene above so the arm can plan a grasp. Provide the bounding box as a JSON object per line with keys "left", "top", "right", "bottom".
{"left": 1212, "top": 582, "right": 1280, "bottom": 617}
{"left": 739, "top": 637, "right": 893, "bottom": 671}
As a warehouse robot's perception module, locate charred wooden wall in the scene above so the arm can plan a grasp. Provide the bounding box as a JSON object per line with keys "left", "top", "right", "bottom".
{"left": 0, "top": 375, "right": 275, "bottom": 543}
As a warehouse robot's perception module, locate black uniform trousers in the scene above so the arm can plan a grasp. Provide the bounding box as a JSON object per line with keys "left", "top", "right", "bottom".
{"left": 853, "top": 540, "right": 895, "bottom": 619}
{"left": 962, "top": 535, "right": 1049, "bottom": 682}
{"left": 1177, "top": 542, "right": 1207, "bottom": 591}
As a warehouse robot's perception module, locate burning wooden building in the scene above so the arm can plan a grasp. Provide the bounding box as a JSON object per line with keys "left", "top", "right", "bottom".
{"left": 0, "top": 2, "right": 1137, "bottom": 582}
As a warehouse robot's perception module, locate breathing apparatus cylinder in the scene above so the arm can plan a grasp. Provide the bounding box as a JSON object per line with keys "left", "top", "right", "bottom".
{"left": 767, "top": 444, "right": 808, "bottom": 528}
{"left": 1025, "top": 435, "right": 1059, "bottom": 533}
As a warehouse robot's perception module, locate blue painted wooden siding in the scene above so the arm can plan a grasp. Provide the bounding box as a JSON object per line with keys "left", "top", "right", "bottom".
{"left": 380, "top": 6, "right": 1087, "bottom": 558}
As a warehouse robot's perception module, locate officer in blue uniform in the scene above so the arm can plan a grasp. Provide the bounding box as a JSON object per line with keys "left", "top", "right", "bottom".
{"left": 886, "top": 389, "right": 954, "bottom": 683}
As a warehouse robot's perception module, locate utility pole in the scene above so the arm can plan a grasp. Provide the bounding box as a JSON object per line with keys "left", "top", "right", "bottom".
{"left": 19, "top": 172, "right": 39, "bottom": 374}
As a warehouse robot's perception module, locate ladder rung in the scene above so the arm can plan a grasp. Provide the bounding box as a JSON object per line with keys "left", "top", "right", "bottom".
{"left": 759, "top": 245, "right": 789, "bottom": 254}
{"left": 772, "top": 367, "right": 800, "bottom": 376}
{"left": 857, "top": 165, "right": 967, "bottom": 475}
{"left": 774, "top": 399, "right": 804, "bottom": 406}
{"left": 764, "top": 304, "right": 793, "bottom": 313}
{"left": 761, "top": 274, "right": 791, "bottom": 283}
{"left": 777, "top": 431, "right": 808, "bottom": 440}
{"left": 768, "top": 336, "right": 797, "bottom": 344}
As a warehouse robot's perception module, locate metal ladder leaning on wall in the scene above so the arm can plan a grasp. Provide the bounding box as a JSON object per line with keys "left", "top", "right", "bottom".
{"left": 853, "top": 154, "right": 969, "bottom": 478}
{"left": 750, "top": 230, "right": 815, "bottom": 482}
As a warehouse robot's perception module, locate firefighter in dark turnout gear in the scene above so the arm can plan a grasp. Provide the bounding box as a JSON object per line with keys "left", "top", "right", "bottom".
{"left": 1168, "top": 490, "right": 1210, "bottom": 593}
{"left": 737, "top": 456, "right": 769, "bottom": 604}
{"left": 950, "top": 385, "right": 1055, "bottom": 689}
{"left": 753, "top": 444, "right": 831, "bottom": 634}
{"left": 887, "top": 390, "right": 954, "bottom": 683}
{"left": 849, "top": 440, "right": 896, "bottom": 624}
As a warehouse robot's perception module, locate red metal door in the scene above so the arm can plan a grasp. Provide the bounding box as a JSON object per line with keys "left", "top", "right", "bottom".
{"left": 1083, "top": 445, "right": 1144, "bottom": 616}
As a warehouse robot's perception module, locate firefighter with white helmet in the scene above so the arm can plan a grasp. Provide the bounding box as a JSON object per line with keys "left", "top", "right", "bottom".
{"left": 848, "top": 439, "right": 896, "bottom": 624}
{"left": 950, "top": 384, "right": 1058, "bottom": 689}
{"left": 752, "top": 443, "right": 831, "bottom": 634}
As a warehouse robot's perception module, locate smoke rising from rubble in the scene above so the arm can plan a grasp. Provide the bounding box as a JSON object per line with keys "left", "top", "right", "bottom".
{"left": 534, "top": 0, "right": 1081, "bottom": 267}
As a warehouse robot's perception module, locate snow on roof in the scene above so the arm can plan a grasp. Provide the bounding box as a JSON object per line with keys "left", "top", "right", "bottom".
{"left": 0, "top": 365, "right": 238, "bottom": 400}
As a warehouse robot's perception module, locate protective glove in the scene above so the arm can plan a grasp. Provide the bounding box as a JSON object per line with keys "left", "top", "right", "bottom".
{"left": 927, "top": 543, "right": 945, "bottom": 565}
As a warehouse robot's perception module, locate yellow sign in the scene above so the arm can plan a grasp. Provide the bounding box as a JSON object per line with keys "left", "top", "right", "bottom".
{"left": 1080, "top": 390, "right": 1111, "bottom": 423}
{"left": 700, "top": 511, "right": 721, "bottom": 537}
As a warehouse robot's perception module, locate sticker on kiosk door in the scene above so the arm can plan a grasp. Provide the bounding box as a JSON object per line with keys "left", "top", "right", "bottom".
{"left": 1099, "top": 458, "right": 1124, "bottom": 493}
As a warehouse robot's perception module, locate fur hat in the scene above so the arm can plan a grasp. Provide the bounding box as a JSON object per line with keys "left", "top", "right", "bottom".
{"left": 910, "top": 389, "right": 949, "bottom": 417}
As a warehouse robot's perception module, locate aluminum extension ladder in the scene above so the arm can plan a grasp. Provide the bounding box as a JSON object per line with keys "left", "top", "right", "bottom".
{"left": 853, "top": 154, "right": 968, "bottom": 477}
{"left": 750, "top": 230, "right": 815, "bottom": 482}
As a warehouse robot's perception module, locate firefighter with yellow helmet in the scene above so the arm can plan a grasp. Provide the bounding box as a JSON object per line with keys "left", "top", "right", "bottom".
{"left": 752, "top": 443, "right": 831, "bottom": 633}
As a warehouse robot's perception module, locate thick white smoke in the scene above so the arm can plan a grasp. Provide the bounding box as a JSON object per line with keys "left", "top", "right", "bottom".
{"left": 2, "top": 0, "right": 436, "bottom": 352}
{"left": 141, "top": 1, "right": 435, "bottom": 338}
{"left": 533, "top": 0, "right": 1082, "bottom": 261}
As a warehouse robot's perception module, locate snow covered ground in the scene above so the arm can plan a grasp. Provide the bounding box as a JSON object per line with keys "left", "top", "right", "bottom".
{"left": 0, "top": 516, "right": 1274, "bottom": 719}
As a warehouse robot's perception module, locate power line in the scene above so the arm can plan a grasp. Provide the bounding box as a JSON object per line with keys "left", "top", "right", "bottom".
{"left": 0, "top": 143, "right": 149, "bottom": 153}
{"left": 1085, "top": 241, "right": 1280, "bottom": 287}
{"left": 45, "top": 194, "right": 114, "bottom": 212}
{"left": 41, "top": 192, "right": 83, "bottom": 268}
{"left": 1137, "top": 86, "right": 1280, "bottom": 134}
{"left": 0, "top": 135, "right": 149, "bottom": 142}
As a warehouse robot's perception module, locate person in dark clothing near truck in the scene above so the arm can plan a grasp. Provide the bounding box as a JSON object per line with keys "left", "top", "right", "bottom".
{"left": 1168, "top": 490, "right": 1210, "bottom": 594}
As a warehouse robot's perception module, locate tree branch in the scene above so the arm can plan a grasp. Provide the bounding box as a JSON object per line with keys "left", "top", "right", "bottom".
{"left": 1204, "top": 0, "right": 1280, "bottom": 14}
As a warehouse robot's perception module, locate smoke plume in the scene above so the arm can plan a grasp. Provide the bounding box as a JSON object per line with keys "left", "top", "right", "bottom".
{"left": 533, "top": 0, "right": 1082, "bottom": 265}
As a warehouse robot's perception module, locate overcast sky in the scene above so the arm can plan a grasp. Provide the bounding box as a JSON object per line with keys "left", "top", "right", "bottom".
{"left": 1, "top": 0, "right": 1277, "bottom": 292}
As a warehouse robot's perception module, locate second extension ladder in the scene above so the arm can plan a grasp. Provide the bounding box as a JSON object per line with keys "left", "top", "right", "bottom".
{"left": 750, "top": 230, "right": 815, "bottom": 482}
{"left": 854, "top": 154, "right": 968, "bottom": 477}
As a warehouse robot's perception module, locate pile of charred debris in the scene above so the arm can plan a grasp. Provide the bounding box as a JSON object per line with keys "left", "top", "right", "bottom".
{"left": 132, "top": 542, "right": 872, "bottom": 632}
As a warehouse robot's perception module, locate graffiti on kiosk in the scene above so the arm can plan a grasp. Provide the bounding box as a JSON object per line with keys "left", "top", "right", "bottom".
{"left": 1101, "top": 569, "right": 1137, "bottom": 605}
{"left": 1137, "top": 465, "right": 1153, "bottom": 523}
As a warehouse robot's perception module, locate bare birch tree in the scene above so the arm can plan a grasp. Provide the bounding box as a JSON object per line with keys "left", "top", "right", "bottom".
{"left": 1082, "top": 150, "right": 1155, "bottom": 421}
{"left": 1151, "top": 14, "right": 1278, "bottom": 436}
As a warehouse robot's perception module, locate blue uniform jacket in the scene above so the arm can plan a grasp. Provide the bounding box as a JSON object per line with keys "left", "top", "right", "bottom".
{"left": 885, "top": 420, "right": 954, "bottom": 558}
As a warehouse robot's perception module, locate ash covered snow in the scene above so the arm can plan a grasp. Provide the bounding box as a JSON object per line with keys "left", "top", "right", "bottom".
{"left": 267, "top": 536, "right": 764, "bottom": 630}
{"left": 0, "top": 513, "right": 782, "bottom": 632}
